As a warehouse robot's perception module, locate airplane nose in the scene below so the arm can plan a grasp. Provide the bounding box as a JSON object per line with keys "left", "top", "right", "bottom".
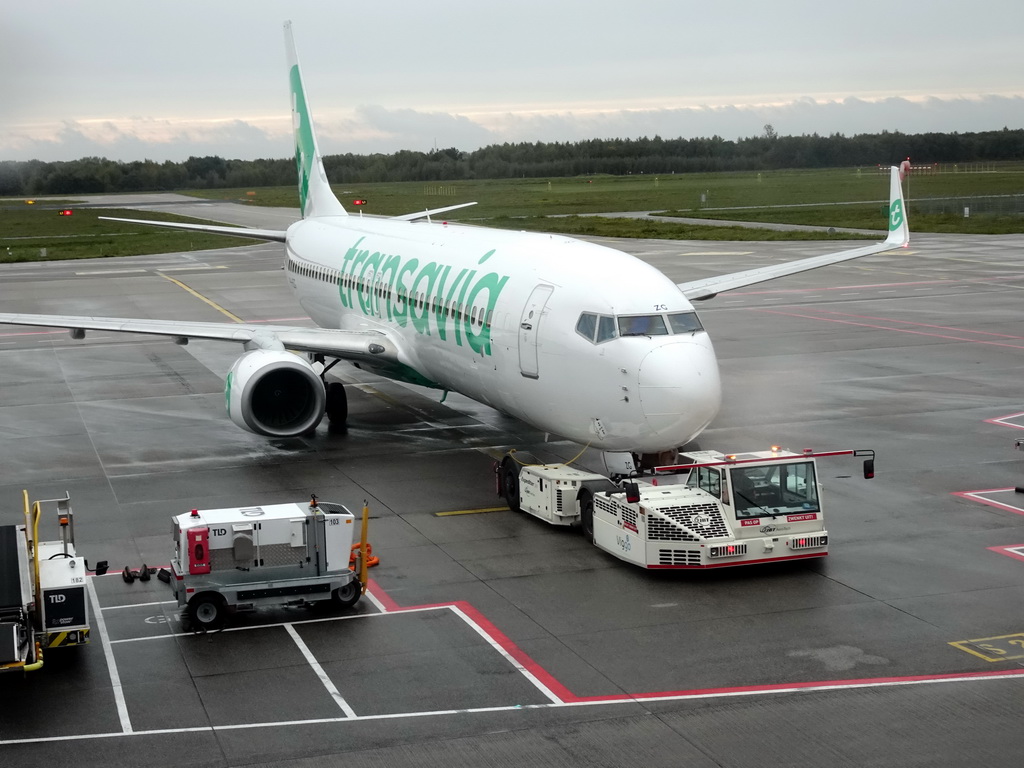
{"left": 637, "top": 339, "right": 722, "bottom": 450}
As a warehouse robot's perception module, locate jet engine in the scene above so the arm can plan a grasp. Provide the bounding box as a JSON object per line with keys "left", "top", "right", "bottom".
{"left": 226, "top": 350, "right": 326, "bottom": 437}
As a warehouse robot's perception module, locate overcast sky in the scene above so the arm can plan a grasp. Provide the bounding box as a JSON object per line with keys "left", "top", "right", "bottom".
{"left": 3, "top": 1, "right": 1023, "bottom": 163}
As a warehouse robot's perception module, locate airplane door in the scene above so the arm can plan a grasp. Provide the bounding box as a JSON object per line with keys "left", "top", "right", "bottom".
{"left": 518, "top": 284, "right": 554, "bottom": 379}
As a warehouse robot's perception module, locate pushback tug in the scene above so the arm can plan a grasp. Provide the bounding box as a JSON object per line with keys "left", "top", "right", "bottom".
{"left": 498, "top": 447, "right": 875, "bottom": 569}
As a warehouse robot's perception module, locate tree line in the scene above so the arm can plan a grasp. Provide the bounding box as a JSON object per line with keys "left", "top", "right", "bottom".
{"left": 2, "top": 128, "right": 1022, "bottom": 197}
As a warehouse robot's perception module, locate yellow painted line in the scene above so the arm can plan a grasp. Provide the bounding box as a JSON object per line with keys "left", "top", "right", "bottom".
{"left": 159, "top": 273, "right": 244, "bottom": 323}
{"left": 949, "top": 632, "right": 1024, "bottom": 662}
{"left": 435, "top": 506, "right": 508, "bottom": 517}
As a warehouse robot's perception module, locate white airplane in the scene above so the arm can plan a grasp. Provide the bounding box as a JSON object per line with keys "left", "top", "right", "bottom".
{"left": 0, "top": 22, "right": 909, "bottom": 470}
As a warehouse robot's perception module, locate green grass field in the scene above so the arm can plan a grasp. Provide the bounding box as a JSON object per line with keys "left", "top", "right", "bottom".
{"left": 186, "top": 165, "right": 1024, "bottom": 234}
{"left": 2, "top": 165, "right": 1021, "bottom": 262}
{"left": 0, "top": 206, "right": 259, "bottom": 263}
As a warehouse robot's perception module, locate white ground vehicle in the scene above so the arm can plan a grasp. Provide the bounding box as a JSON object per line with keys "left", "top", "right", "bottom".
{"left": 1, "top": 492, "right": 107, "bottom": 672}
{"left": 169, "top": 498, "right": 364, "bottom": 630}
{"left": 498, "top": 448, "right": 874, "bottom": 569}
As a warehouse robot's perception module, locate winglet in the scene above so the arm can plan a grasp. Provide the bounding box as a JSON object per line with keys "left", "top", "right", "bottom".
{"left": 284, "top": 21, "right": 346, "bottom": 220}
{"left": 884, "top": 165, "right": 910, "bottom": 247}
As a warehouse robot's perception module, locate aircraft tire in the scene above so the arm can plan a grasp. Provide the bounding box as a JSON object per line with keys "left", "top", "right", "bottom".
{"left": 326, "top": 381, "right": 348, "bottom": 424}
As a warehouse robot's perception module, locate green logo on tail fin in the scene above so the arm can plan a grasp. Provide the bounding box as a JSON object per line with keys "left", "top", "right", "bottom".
{"left": 889, "top": 199, "right": 904, "bottom": 231}
{"left": 290, "top": 65, "right": 315, "bottom": 216}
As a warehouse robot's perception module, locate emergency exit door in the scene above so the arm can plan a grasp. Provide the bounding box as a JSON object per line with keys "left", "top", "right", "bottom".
{"left": 518, "top": 284, "right": 554, "bottom": 379}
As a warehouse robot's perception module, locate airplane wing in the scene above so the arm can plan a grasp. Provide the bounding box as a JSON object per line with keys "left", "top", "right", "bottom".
{"left": 101, "top": 202, "right": 477, "bottom": 233}
{"left": 98, "top": 216, "right": 288, "bottom": 242}
{"left": 392, "top": 202, "right": 477, "bottom": 222}
{"left": 0, "top": 312, "right": 399, "bottom": 362}
{"left": 676, "top": 165, "right": 910, "bottom": 301}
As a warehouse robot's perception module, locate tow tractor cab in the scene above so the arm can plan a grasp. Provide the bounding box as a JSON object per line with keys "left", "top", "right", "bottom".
{"left": 501, "top": 447, "right": 874, "bottom": 569}
{"left": 170, "top": 498, "right": 363, "bottom": 631}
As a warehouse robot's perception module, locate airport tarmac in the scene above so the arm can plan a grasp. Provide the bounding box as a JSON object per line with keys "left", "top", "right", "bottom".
{"left": 1, "top": 198, "right": 1023, "bottom": 766}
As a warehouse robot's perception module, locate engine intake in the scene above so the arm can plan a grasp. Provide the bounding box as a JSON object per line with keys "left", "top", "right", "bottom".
{"left": 226, "top": 350, "right": 326, "bottom": 437}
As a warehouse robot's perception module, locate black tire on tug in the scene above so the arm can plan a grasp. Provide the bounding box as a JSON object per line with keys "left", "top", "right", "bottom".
{"left": 188, "top": 593, "right": 226, "bottom": 631}
{"left": 332, "top": 579, "right": 361, "bottom": 609}
{"left": 326, "top": 381, "right": 348, "bottom": 424}
{"left": 579, "top": 489, "right": 595, "bottom": 543}
{"left": 501, "top": 458, "right": 521, "bottom": 512}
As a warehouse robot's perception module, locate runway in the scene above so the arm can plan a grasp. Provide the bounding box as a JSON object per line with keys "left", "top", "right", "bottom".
{"left": 1, "top": 198, "right": 1023, "bottom": 766}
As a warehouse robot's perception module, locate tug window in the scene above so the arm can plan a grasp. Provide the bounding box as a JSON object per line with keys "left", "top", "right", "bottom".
{"left": 686, "top": 466, "right": 721, "bottom": 498}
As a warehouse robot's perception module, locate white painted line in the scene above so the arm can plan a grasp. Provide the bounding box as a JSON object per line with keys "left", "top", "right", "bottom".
{"left": 157, "top": 266, "right": 227, "bottom": 272}
{"left": 108, "top": 603, "right": 419, "bottom": 644}
{"left": 86, "top": 578, "right": 133, "bottom": 734}
{"left": 284, "top": 624, "right": 357, "bottom": 718}
{"left": 362, "top": 587, "right": 388, "bottom": 614}
{"left": 2, "top": 670, "right": 1022, "bottom": 745}
{"left": 680, "top": 251, "right": 754, "bottom": 256}
{"left": 102, "top": 600, "right": 177, "bottom": 611}
{"left": 74, "top": 269, "right": 147, "bottom": 275}
{"left": 448, "top": 605, "right": 563, "bottom": 704}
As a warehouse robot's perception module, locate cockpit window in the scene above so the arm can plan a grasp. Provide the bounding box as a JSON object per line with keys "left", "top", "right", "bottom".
{"left": 597, "top": 315, "right": 617, "bottom": 343}
{"left": 576, "top": 311, "right": 704, "bottom": 344}
{"left": 576, "top": 313, "right": 598, "bottom": 341}
{"left": 667, "top": 311, "right": 703, "bottom": 334}
{"left": 618, "top": 314, "right": 668, "bottom": 336}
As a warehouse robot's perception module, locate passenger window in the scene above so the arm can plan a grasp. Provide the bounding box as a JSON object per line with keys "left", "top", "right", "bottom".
{"left": 618, "top": 315, "right": 668, "bottom": 336}
{"left": 668, "top": 311, "right": 703, "bottom": 334}
{"left": 576, "top": 313, "right": 598, "bottom": 342}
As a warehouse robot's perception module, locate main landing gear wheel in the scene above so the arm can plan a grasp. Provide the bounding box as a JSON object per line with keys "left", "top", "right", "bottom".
{"left": 332, "top": 579, "right": 362, "bottom": 609}
{"left": 326, "top": 381, "right": 348, "bottom": 425}
{"left": 187, "top": 593, "right": 227, "bottom": 631}
{"left": 501, "top": 458, "right": 521, "bottom": 512}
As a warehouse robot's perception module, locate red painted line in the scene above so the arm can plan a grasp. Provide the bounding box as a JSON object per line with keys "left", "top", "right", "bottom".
{"left": 806, "top": 309, "right": 1024, "bottom": 341}
{"left": 0, "top": 330, "right": 66, "bottom": 338}
{"left": 985, "top": 412, "right": 1024, "bottom": 431}
{"left": 366, "top": 575, "right": 1024, "bottom": 705}
{"left": 953, "top": 490, "right": 1024, "bottom": 516}
{"left": 736, "top": 278, "right": 949, "bottom": 296}
{"left": 571, "top": 668, "right": 1024, "bottom": 704}
{"left": 365, "top": 581, "right": 574, "bottom": 702}
{"left": 987, "top": 544, "right": 1024, "bottom": 563}
{"left": 454, "top": 602, "right": 577, "bottom": 702}
{"left": 756, "top": 308, "right": 1024, "bottom": 350}
{"left": 736, "top": 273, "right": 1024, "bottom": 297}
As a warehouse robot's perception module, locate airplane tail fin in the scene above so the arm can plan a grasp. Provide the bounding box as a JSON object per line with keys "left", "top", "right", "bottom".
{"left": 284, "top": 21, "right": 347, "bottom": 220}
{"left": 884, "top": 165, "right": 910, "bottom": 247}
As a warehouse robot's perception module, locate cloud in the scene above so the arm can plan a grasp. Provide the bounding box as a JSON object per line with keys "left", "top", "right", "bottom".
{"left": 4, "top": 95, "right": 1024, "bottom": 163}
{"left": 317, "top": 105, "right": 497, "bottom": 155}
{"left": 1, "top": 118, "right": 287, "bottom": 162}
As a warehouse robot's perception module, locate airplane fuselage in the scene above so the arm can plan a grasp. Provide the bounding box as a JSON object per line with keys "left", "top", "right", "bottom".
{"left": 284, "top": 216, "right": 721, "bottom": 452}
